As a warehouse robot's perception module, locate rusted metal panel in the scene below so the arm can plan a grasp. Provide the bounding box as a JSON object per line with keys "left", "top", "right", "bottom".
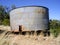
{"left": 10, "top": 6, "right": 49, "bottom": 31}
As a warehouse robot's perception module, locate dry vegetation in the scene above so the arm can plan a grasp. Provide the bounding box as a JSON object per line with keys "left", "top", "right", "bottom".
{"left": 0, "top": 25, "right": 60, "bottom": 45}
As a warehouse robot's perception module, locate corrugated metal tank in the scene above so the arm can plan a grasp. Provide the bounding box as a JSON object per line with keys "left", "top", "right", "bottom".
{"left": 10, "top": 6, "right": 49, "bottom": 31}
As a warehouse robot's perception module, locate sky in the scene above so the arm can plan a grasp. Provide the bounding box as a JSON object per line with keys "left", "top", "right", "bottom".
{"left": 0, "top": 0, "right": 60, "bottom": 20}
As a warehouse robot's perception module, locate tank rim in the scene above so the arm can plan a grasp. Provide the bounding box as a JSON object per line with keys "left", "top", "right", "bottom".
{"left": 10, "top": 5, "right": 48, "bottom": 13}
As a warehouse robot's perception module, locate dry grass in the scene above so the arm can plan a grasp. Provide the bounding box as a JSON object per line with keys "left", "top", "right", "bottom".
{"left": 0, "top": 25, "right": 60, "bottom": 45}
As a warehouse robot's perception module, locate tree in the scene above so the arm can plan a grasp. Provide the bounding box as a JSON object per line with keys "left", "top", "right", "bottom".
{"left": 0, "top": 5, "right": 5, "bottom": 24}
{"left": 0, "top": 5, "right": 10, "bottom": 25}
{"left": 50, "top": 20, "right": 60, "bottom": 29}
{"left": 50, "top": 19, "right": 60, "bottom": 37}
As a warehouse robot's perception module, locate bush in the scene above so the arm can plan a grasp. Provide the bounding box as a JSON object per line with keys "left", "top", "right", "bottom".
{"left": 2, "top": 19, "right": 10, "bottom": 26}
{"left": 50, "top": 29, "right": 60, "bottom": 37}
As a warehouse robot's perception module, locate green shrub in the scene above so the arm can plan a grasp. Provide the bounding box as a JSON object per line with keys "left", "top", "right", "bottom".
{"left": 2, "top": 19, "right": 10, "bottom": 26}
{"left": 50, "top": 29, "right": 60, "bottom": 37}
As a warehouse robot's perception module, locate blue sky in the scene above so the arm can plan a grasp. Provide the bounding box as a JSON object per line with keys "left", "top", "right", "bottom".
{"left": 0, "top": 0, "right": 60, "bottom": 20}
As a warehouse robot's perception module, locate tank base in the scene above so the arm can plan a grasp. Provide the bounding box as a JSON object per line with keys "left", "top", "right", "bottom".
{"left": 11, "top": 30, "right": 50, "bottom": 36}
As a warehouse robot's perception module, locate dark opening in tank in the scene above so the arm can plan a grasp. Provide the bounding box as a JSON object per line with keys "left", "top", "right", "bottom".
{"left": 19, "top": 25, "right": 22, "bottom": 32}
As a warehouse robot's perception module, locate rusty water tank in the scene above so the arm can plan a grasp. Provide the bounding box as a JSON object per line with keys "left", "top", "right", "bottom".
{"left": 10, "top": 6, "right": 49, "bottom": 32}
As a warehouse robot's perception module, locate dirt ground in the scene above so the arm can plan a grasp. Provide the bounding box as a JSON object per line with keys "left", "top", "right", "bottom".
{"left": 0, "top": 25, "right": 60, "bottom": 45}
